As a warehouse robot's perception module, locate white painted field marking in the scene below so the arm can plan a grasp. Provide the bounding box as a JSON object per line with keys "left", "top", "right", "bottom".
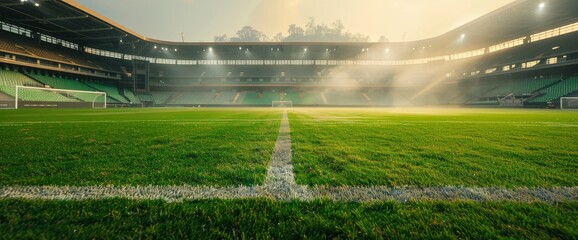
{"left": 259, "top": 110, "right": 309, "bottom": 200}
{"left": 0, "top": 109, "right": 577, "bottom": 203}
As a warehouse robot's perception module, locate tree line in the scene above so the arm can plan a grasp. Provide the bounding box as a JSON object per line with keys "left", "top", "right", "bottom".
{"left": 214, "top": 18, "right": 389, "bottom": 42}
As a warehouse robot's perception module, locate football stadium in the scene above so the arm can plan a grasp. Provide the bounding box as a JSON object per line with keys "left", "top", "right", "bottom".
{"left": 0, "top": 0, "right": 577, "bottom": 238}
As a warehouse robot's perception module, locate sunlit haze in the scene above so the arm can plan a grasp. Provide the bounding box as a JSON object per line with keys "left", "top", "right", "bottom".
{"left": 74, "top": 0, "right": 516, "bottom": 42}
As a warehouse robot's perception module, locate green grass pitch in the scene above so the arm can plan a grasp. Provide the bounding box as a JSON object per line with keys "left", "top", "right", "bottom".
{"left": 0, "top": 108, "right": 281, "bottom": 186}
{"left": 290, "top": 108, "right": 578, "bottom": 187}
{"left": 0, "top": 107, "right": 576, "bottom": 238}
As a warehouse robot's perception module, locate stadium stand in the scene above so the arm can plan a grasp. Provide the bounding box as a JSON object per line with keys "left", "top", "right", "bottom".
{"left": 122, "top": 88, "right": 141, "bottom": 104}
{"left": 150, "top": 92, "right": 174, "bottom": 105}
{"left": 530, "top": 77, "right": 578, "bottom": 103}
{"left": 0, "top": 69, "right": 82, "bottom": 102}
{"left": 0, "top": 37, "right": 31, "bottom": 55}
{"left": 83, "top": 82, "right": 126, "bottom": 104}
{"left": 136, "top": 92, "right": 154, "bottom": 102}
{"left": 0, "top": 69, "right": 43, "bottom": 87}
{"left": 27, "top": 74, "right": 93, "bottom": 91}
{"left": 283, "top": 91, "right": 325, "bottom": 105}
{"left": 26, "top": 73, "right": 108, "bottom": 103}
{"left": 241, "top": 91, "right": 280, "bottom": 105}
{"left": 0, "top": 32, "right": 102, "bottom": 69}
{"left": 480, "top": 77, "right": 559, "bottom": 98}
{"left": 170, "top": 91, "right": 235, "bottom": 105}
{"left": 324, "top": 91, "right": 369, "bottom": 106}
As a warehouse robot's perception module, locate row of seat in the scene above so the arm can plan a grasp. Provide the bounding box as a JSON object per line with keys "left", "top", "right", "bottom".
{"left": 0, "top": 69, "right": 142, "bottom": 104}
{"left": 144, "top": 90, "right": 404, "bottom": 106}
{"left": 481, "top": 77, "right": 560, "bottom": 97}
{"left": 462, "top": 75, "right": 578, "bottom": 104}
{"left": 530, "top": 77, "right": 578, "bottom": 102}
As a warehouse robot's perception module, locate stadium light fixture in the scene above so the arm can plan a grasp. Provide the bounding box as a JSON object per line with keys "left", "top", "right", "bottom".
{"left": 34, "top": 3, "right": 39, "bottom": 6}
{"left": 539, "top": 2, "right": 545, "bottom": 8}
{"left": 208, "top": 47, "right": 213, "bottom": 52}
{"left": 385, "top": 48, "right": 390, "bottom": 53}
{"left": 461, "top": 33, "right": 466, "bottom": 39}
{"left": 304, "top": 48, "right": 307, "bottom": 52}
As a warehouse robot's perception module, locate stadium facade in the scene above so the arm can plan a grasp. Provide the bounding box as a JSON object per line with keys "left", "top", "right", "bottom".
{"left": 1, "top": 0, "right": 578, "bottom": 108}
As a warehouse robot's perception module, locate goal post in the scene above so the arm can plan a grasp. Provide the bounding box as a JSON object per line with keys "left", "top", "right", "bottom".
{"left": 272, "top": 101, "right": 293, "bottom": 108}
{"left": 15, "top": 86, "right": 107, "bottom": 109}
{"left": 560, "top": 97, "right": 578, "bottom": 110}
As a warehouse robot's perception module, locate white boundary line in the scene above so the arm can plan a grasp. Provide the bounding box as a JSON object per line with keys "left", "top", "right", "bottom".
{"left": 0, "top": 110, "right": 577, "bottom": 203}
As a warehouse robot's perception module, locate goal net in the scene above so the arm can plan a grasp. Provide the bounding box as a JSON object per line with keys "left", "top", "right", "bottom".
{"left": 15, "top": 86, "right": 107, "bottom": 109}
{"left": 272, "top": 101, "right": 293, "bottom": 108}
{"left": 560, "top": 97, "right": 578, "bottom": 110}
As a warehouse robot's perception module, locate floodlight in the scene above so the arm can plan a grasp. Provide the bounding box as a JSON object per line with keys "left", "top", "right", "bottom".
{"left": 385, "top": 48, "right": 390, "bottom": 53}
{"left": 34, "top": 3, "right": 39, "bottom": 6}
{"left": 460, "top": 33, "right": 466, "bottom": 39}
{"left": 304, "top": 48, "right": 307, "bottom": 52}
{"left": 239, "top": 47, "right": 243, "bottom": 50}
{"left": 154, "top": 46, "right": 157, "bottom": 49}
{"left": 539, "top": 2, "right": 545, "bottom": 8}
{"left": 208, "top": 47, "right": 213, "bottom": 52}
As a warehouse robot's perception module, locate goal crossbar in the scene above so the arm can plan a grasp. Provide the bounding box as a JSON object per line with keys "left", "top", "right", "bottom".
{"left": 15, "top": 86, "right": 107, "bottom": 109}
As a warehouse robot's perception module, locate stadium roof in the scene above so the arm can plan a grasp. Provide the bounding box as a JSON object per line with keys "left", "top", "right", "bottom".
{"left": 1, "top": 0, "right": 577, "bottom": 52}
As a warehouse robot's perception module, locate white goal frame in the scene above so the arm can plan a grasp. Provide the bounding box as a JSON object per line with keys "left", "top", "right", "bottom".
{"left": 272, "top": 101, "right": 293, "bottom": 108}
{"left": 560, "top": 97, "right": 578, "bottom": 110}
{"left": 15, "top": 86, "right": 107, "bottom": 109}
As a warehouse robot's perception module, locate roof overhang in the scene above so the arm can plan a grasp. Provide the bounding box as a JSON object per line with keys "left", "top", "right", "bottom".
{"left": 1, "top": 0, "right": 577, "bottom": 54}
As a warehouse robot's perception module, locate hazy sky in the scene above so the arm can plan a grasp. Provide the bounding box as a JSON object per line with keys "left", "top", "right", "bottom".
{"left": 74, "top": 0, "right": 516, "bottom": 42}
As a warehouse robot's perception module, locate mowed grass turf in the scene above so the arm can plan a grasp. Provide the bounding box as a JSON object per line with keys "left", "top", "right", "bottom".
{"left": 0, "top": 108, "right": 281, "bottom": 186}
{"left": 290, "top": 108, "right": 578, "bottom": 187}
{"left": 0, "top": 199, "right": 576, "bottom": 239}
